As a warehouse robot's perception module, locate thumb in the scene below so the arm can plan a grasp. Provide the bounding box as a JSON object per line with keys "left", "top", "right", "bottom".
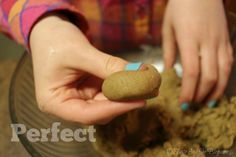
{"left": 82, "top": 49, "right": 129, "bottom": 79}
{"left": 97, "top": 53, "right": 128, "bottom": 79}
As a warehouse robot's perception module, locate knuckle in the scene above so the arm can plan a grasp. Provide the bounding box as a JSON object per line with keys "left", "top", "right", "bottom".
{"left": 35, "top": 92, "right": 50, "bottom": 113}
{"left": 229, "top": 47, "right": 234, "bottom": 65}
{"left": 218, "top": 86, "right": 226, "bottom": 95}
{"left": 226, "top": 44, "right": 234, "bottom": 64}
{"left": 204, "top": 73, "right": 217, "bottom": 85}
{"left": 180, "top": 89, "right": 194, "bottom": 102}
{"left": 230, "top": 56, "right": 234, "bottom": 65}
{"left": 37, "top": 98, "right": 47, "bottom": 113}
{"left": 99, "top": 119, "right": 112, "bottom": 125}
{"left": 104, "top": 56, "right": 124, "bottom": 74}
{"left": 38, "top": 104, "right": 47, "bottom": 113}
{"left": 185, "top": 67, "right": 199, "bottom": 79}
{"left": 223, "top": 63, "right": 232, "bottom": 76}
{"left": 213, "top": 89, "right": 224, "bottom": 99}
{"left": 81, "top": 118, "right": 95, "bottom": 125}
{"left": 224, "top": 68, "right": 231, "bottom": 76}
{"left": 229, "top": 56, "right": 234, "bottom": 66}
{"left": 229, "top": 49, "right": 233, "bottom": 57}
{"left": 180, "top": 94, "right": 193, "bottom": 103}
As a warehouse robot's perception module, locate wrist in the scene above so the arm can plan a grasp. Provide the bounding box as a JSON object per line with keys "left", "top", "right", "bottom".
{"left": 29, "top": 12, "right": 85, "bottom": 52}
{"left": 30, "top": 11, "right": 93, "bottom": 61}
{"left": 30, "top": 12, "right": 71, "bottom": 39}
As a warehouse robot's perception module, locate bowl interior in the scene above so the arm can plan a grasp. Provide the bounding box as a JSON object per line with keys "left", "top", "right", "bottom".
{"left": 9, "top": 32, "right": 236, "bottom": 157}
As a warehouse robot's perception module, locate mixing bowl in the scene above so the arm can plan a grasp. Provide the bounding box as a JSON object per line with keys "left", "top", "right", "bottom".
{"left": 9, "top": 32, "right": 236, "bottom": 157}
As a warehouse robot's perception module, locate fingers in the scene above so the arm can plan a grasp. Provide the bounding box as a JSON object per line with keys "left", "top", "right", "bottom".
{"left": 162, "top": 14, "right": 177, "bottom": 69}
{"left": 45, "top": 95, "right": 146, "bottom": 125}
{"left": 179, "top": 39, "right": 200, "bottom": 105}
{"left": 179, "top": 41, "right": 233, "bottom": 107}
{"left": 207, "top": 43, "right": 234, "bottom": 102}
{"left": 194, "top": 44, "right": 218, "bottom": 102}
{"left": 180, "top": 41, "right": 233, "bottom": 106}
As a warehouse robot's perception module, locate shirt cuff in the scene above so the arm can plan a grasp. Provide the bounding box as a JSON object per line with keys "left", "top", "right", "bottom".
{"left": 8, "top": 1, "right": 88, "bottom": 49}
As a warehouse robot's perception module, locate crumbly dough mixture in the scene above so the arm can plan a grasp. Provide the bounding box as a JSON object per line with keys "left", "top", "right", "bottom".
{"left": 94, "top": 69, "right": 236, "bottom": 157}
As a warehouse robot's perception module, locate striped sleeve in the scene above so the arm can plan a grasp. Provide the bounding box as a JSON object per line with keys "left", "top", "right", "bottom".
{"left": 0, "top": 0, "right": 88, "bottom": 48}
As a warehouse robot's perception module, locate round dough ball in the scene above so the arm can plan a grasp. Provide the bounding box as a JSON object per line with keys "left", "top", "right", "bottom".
{"left": 102, "top": 64, "right": 161, "bottom": 101}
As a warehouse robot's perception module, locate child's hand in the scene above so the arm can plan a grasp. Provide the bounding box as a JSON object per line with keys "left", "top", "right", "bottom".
{"left": 30, "top": 14, "right": 145, "bottom": 125}
{"left": 162, "top": 0, "right": 234, "bottom": 105}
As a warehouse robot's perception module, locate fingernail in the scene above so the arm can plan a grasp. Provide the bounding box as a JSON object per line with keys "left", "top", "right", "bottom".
{"left": 207, "top": 100, "right": 217, "bottom": 108}
{"left": 181, "top": 103, "right": 189, "bottom": 111}
{"left": 125, "top": 62, "right": 142, "bottom": 71}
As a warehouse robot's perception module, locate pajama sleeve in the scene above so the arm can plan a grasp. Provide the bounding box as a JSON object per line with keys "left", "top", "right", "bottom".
{"left": 0, "top": 0, "right": 88, "bottom": 48}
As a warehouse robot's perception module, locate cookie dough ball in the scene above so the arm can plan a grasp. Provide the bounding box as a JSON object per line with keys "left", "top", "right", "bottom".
{"left": 102, "top": 64, "right": 161, "bottom": 101}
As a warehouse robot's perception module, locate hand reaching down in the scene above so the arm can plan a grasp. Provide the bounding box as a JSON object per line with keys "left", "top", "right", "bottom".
{"left": 162, "top": 0, "right": 234, "bottom": 108}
